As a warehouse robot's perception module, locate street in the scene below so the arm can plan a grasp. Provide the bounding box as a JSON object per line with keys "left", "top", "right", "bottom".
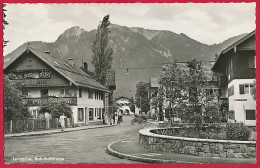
{"left": 4, "top": 116, "right": 145, "bottom": 164}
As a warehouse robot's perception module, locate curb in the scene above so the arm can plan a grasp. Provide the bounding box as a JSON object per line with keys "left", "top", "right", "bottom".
{"left": 106, "top": 140, "right": 195, "bottom": 163}
{"left": 5, "top": 124, "right": 115, "bottom": 138}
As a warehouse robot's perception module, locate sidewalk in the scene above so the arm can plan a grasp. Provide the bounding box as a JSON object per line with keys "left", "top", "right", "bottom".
{"left": 4, "top": 124, "right": 115, "bottom": 138}
{"left": 107, "top": 139, "right": 255, "bottom": 163}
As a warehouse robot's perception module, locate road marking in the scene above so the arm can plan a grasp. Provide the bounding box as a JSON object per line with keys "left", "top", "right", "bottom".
{"left": 121, "top": 140, "right": 131, "bottom": 142}
{"left": 140, "top": 153, "right": 163, "bottom": 157}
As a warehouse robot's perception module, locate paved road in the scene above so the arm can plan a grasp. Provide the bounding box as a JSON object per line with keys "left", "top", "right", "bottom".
{"left": 4, "top": 116, "right": 146, "bottom": 164}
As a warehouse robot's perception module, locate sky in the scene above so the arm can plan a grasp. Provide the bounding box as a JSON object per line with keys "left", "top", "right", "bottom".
{"left": 3, "top": 3, "right": 256, "bottom": 55}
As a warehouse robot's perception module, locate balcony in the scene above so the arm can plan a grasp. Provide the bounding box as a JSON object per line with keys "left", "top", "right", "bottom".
{"left": 10, "top": 78, "right": 69, "bottom": 87}
{"left": 23, "top": 96, "right": 77, "bottom": 106}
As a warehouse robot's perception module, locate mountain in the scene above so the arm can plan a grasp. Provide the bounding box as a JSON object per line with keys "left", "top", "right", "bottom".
{"left": 4, "top": 25, "right": 247, "bottom": 98}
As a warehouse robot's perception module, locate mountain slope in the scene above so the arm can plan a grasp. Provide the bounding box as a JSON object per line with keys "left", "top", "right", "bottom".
{"left": 4, "top": 25, "right": 247, "bottom": 97}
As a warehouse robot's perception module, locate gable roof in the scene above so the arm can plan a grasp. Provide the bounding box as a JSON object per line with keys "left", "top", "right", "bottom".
{"left": 115, "top": 96, "right": 130, "bottom": 100}
{"left": 4, "top": 47, "right": 110, "bottom": 93}
{"left": 212, "top": 30, "right": 255, "bottom": 71}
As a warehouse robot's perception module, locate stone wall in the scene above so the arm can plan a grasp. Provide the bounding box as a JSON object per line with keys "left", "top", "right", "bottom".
{"left": 139, "top": 128, "right": 256, "bottom": 158}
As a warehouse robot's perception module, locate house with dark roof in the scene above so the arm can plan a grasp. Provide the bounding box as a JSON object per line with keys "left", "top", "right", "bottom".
{"left": 4, "top": 46, "right": 111, "bottom": 125}
{"left": 212, "top": 30, "right": 255, "bottom": 126}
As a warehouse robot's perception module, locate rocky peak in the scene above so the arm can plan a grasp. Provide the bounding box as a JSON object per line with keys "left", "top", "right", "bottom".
{"left": 62, "top": 26, "right": 86, "bottom": 39}
{"left": 130, "top": 27, "right": 161, "bottom": 40}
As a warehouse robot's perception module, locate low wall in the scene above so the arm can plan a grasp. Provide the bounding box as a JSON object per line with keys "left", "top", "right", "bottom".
{"left": 139, "top": 128, "right": 256, "bottom": 159}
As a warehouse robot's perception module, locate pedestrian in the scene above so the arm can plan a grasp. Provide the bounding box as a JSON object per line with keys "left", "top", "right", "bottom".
{"left": 117, "top": 114, "right": 123, "bottom": 124}
{"left": 59, "top": 113, "right": 66, "bottom": 131}
{"left": 115, "top": 113, "right": 118, "bottom": 124}
{"left": 112, "top": 112, "right": 116, "bottom": 125}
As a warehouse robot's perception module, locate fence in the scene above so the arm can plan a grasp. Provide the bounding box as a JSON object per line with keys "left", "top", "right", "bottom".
{"left": 4, "top": 118, "right": 74, "bottom": 134}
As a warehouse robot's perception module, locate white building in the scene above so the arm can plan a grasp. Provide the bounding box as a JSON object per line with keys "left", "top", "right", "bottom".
{"left": 212, "top": 31, "right": 256, "bottom": 126}
{"left": 4, "top": 46, "right": 111, "bottom": 126}
{"left": 115, "top": 96, "right": 133, "bottom": 115}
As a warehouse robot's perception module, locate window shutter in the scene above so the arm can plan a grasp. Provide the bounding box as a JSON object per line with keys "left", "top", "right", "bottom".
{"left": 239, "top": 84, "right": 244, "bottom": 94}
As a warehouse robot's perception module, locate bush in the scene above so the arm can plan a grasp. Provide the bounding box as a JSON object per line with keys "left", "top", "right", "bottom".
{"left": 226, "top": 123, "right": 251, "bottom": 141}
{"left": 39, "top": 102, "right": 72, "bottom": 118}
{"left": 131, "top": 115, "right": 147, "bottom": 125}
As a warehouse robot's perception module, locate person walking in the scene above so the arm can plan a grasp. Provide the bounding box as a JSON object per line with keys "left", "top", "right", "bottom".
{"left": 59, "top": 113, "right": 66, "bottom": 131}
{"left": 117, "top": 113, "right": 123, "bottom": 124}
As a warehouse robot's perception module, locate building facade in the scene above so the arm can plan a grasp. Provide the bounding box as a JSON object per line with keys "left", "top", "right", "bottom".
{"left": 212, "top": 31, "right": 256, "bottom": 126}
{"left": 4, "top": 47, "right": 111, "bottom": 125}
{"left": 115, "top": 96, "right": 133, "bottom": 115}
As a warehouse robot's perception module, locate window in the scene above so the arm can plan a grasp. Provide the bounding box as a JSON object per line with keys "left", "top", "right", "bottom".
{"left": 205, "top": 89, "right": 214, "bottom": 96}
{"left": 79, "top": 88, "right": 82, "bottom": 98}
{"left": 239, "top": 84, "right": 254, "bottom": 94}
{"left": 249, "top": 56, "right": 256, "bottom": 68}
{"left": 32, "top": 110, "right": 38, "bottom": 118}
{"left": 89, "top": 108, "right": 93, "bottom": 120}
{"left": 22, "top": 90, "right": 29, "bottom": 97}
{"left": 244, "top": 84, "right": 250, "bottom": 94}
{"left": 228, "top": 85, "right": 234, "bottom": 97}
{"left": 97, "top": 108, "right": 102, "bottom": 119}
{"left": 77, "top": 108, "right": 84, "bottom": 122}
{"left": 98, "top": 91, "right": 100, "bottom": 100}
{"left": 88, "top": 89, "right": 93, "bottom": 99}
{"left": 40, "top": 89, "right": 48, "bottom": 97}
{"left": 60, "top": 89, "right": 69, "bottom": 96}
{"left": 246, "top": 110, "right": 255, "bottom": 120}
{"left": 101, "top": 92, "right": 104, "bottom": 100}
{"left": 95, "top": 90, "right": 97, "bottom": 99}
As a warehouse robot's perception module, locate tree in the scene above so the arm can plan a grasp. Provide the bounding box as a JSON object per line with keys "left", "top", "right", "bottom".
{"left": 179, "top": 60, "right": 219, "bottom": 135}
{"left": 158, "top": 61, "right": 185, "bottom": 124}
{"left": 135, "top": 81, "right": 150, "bottom": 114}
{"left": 91, "top": 15, "right": 113, "bottom": 85}
{"left": 155, "top": 60, "right": 220, "bottom": 134}
{"left": 39, "top": 102, "right": 72, "bottom": 118}
{"left": 91, "top": 15, "right": 114, "bottom": 121}
{"left": 4, "top": 76, "right": 30, "bottom": 121}
{"left": 150, "top": 86, "right": 165, "bottom": 121}
{"left": 129, "top": 97, "right": 136, "bottom": 113}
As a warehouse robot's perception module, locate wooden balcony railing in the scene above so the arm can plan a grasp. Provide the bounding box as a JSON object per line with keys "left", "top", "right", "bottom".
{"left": 10, "top": 78, "right": 69, "bottom": 87}
{"left": 23, "top": 96, "right": 77, "bottom": 106}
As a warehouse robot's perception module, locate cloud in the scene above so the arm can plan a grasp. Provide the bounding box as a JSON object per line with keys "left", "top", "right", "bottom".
{"left": 3, "top": 3, "right": 255, "bottom": 55}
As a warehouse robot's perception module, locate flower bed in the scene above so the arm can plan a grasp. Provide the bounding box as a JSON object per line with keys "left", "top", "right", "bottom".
{"left": 139, "top": 128, "right": 256, "bottom": 159}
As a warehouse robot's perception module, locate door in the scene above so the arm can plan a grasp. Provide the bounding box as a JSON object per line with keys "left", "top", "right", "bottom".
{"left": 89, "top": 108, "right": 93, "bottom": 121}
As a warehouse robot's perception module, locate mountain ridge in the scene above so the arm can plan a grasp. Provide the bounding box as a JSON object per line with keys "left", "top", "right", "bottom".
{"left": 4, "top": 25, "right": 248, "bottom": 97}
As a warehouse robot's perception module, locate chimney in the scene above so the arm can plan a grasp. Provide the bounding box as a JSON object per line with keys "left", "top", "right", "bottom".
{"left": 83, "top": 62, "right": 88, "bottom": 71}
{"left": 44, "top": 51, "right": 51, "bottom": 55}
{"left": 68, "top": 58, "right": 74, "bottom": 66}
